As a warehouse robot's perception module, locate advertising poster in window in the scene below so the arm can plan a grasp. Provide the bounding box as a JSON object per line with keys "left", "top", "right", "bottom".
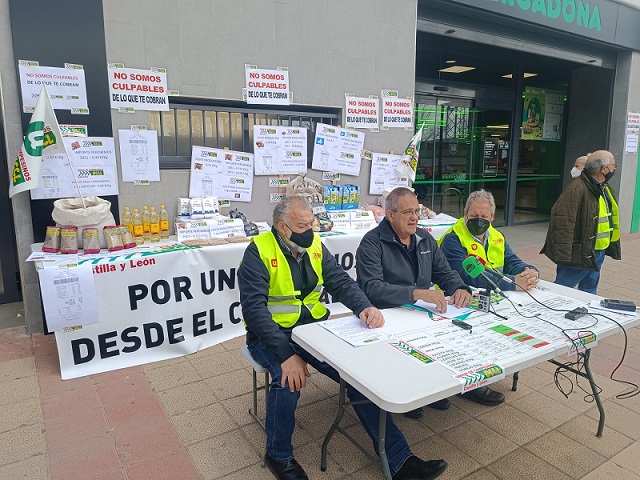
{"left": 521, "top": 87, "right": 564, "bottom": 142}
{"left": 369, "top": 153, "right": 409, "bottom": 194}
{"left": 18, "top": 63, "right": 89, "bottom": 113}
{"left": 30, "top": 137, "right": 119, "bottom": 199}
{"left": 311, "top": 124, "right": 365, "bottom": 176}
{"left": 189, "top": 146, "right": 254, "bottom": 202}
{"left": 253, "top": 126, "right": 307, "bottom": 175}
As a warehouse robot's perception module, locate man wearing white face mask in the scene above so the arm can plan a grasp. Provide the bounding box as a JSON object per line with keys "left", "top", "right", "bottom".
{"left": 570, "top": 154, "right": 589, "bottom": 179}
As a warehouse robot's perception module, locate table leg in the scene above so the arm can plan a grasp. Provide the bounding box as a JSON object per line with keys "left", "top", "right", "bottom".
{"left": 321, "top": 378, "right": 347, "bottom": 471}
{"left": 511, "top": 371, "right": 520, "bottom": 391}
{"left": 583, "top": 349, "right": 606, "bottom": 438}
{"left": 378, "top": 408, "right": 392, "bottom": 480}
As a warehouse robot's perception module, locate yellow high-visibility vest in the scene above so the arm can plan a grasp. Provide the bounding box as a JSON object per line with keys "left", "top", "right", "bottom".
{"left": 252, "top": 231, "right": 327, "bottom": 328}
{"left": 595, "top": 186, "right": 620, "bottom": 250}
{"left": 438, "top": 218, "right": 506, "bottom": 271}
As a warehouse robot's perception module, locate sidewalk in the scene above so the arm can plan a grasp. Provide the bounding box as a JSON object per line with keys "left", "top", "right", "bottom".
{"left": 1, "top": 229, "right": 640, "bottom": 479}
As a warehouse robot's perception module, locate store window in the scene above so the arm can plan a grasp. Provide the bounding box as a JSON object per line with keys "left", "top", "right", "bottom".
{"left": 150, "top": 100, "right": 340, "bottom": 169}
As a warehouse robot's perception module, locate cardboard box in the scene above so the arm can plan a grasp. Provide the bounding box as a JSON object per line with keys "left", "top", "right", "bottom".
{"left": 323, "top": 185, "right": 342, "bottom": 211}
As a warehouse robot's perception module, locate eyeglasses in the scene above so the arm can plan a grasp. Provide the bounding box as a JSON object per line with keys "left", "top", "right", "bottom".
{"left": 394, "top": 208, "right": 421, "bottom": 217}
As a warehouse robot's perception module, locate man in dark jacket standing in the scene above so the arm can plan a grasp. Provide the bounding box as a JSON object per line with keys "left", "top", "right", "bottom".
{"left": 541, "top": 150, "right": 621, "bottom": 294}
{"left": 239, "top": 197, "right": 448, "bottom": 480}
{"left": 356, "top": 187, "right": 503, "bottom": 413}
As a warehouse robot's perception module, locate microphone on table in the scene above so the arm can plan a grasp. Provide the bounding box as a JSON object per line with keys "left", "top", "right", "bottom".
{"left": 468, "top": 254, "right": 515, "bottom": 286}
{"left": 461, "top": 255, "right": 504, "bottom": 295}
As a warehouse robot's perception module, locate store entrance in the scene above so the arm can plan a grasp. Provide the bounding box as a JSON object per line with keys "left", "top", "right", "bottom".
{"left": 413, "top": 94, "right": 511, "bottom": 226}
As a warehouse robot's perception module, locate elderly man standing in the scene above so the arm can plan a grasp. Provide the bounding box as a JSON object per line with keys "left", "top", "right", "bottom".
{"left": 439, "top": 189, "right": 539, "bottom": 293}
{"left": 541, "top": 150, "right": 621, "bottom": 294}
{"left": 356, "top": 187, "right": 480, "bottom": 416}
{"left": 239, "top": 196, "right": 448, "bottom": 480}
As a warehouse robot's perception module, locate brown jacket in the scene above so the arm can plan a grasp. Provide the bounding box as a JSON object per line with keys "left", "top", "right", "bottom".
{"left": 541, "top": 171, "right": 621, "bottom": 270}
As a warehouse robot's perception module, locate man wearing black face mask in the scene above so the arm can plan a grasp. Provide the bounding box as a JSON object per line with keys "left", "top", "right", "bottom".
{"left": 239, "top": 196, "right": 449, "bottom": 480}
{"left": 542, "top": 151, "right": 621, "bottom": 294}
{"left": 439, "top": 189, "right": 539, "bottom": 293}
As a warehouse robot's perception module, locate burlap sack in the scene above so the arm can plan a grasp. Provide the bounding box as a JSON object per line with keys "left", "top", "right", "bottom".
{"left": 52, "top": 196, "right": 115, "bottom": 248}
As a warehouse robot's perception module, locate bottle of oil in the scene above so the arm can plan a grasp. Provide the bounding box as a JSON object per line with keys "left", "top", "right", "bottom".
{"left": 150, "top": 207, "right": 160, "bottom": 242}
{"left": 142, "top": 205, "right": 150, "bottom": 241}
{"left": 132, "top": 208, "right": 144, "bottom": 245}
{"left": 159, "top": 204, "right": 170, "bottom": 239}
{"left": 121, "top": 207, "right": 133, "bottom": 234}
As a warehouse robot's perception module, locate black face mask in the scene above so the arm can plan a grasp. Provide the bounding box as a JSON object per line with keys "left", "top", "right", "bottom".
{"left": 604, "top": 169, "right": 615, "bottom": 182}
{"left": 466, "top": 218, "right": 490, "bottom": 236}
{"left": 287, "top": 225, "right": 314, "bottom": 248}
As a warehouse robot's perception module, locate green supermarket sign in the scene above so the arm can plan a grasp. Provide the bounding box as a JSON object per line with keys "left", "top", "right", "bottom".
{"left": 491, "top": 0, "right": 602, "bottom": 31}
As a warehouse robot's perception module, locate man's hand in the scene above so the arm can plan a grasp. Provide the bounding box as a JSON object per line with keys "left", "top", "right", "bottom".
{"left": 449, "top": 288, "right": 473, "bottom": 308}
{"left": 359, "top": 306, "right": 385, "bottom": 328}
{"left": 413, "top": 289, "right": 447, "bottom": 313}
{"left": 280, "top": 354, "right": 310, "bottom": 392}
{"left": 515, "top": 267, "right": 539, "bottom": 291}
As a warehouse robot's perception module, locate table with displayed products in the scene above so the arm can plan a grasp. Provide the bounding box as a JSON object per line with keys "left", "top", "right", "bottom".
{"left": 292, "top": 281, "right": 639, "bottom": 479}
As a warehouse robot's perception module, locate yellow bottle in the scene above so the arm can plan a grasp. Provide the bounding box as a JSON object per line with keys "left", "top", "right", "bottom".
{"left": 121, "top": 207, "right": 133, "bottom": 234}
{"left": 142, "top": 205, "right": 150, "bottom": 241}
{"left": 150, "top": 207, "right": 160, "bottom": 242}
{"left": 132, "top": 208, "right": 144, "bottom": 245}
{"left": 159, "top": 204, "right": 170, "bottom": 239}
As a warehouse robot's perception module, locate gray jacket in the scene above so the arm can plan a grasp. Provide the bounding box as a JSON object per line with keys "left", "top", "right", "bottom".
{"left": 356, "top": 218, "right": 470, "bottom": 309}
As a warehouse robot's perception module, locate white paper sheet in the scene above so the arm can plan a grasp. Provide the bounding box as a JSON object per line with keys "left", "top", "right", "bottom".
{"left": 118, "top": 129, "right": 160, "bottom": 182}
{"left": 318, "top": 315, "right": 390, "bottom": 347}
{"left": 413, "top": 299, "right": 474, "bottom": 319}
{"left": 189, "top": 146, "right": 254, "bottom": 202}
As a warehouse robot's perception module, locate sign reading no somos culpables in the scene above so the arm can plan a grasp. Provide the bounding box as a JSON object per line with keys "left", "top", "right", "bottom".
{"left": 108, "top": 67, "right": 169, "bottom": 111}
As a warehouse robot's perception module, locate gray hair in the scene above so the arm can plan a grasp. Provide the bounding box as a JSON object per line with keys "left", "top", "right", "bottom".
{"left": 385, "top": 187, "right": 417, "bottom": 212}
{"left": 272, "top": 196, "right": 311, "bottom": 225}
{"left": 584, "top": 153, "right": 612, "bottom": 173}
{"left": 465, "top": 189, "right": 496, "bottom": 214}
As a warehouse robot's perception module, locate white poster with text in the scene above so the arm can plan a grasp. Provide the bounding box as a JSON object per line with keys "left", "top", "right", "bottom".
{"left": 381, "top": 94, "right": 413, "bottom": 129}
{"left": 253, "top": 126, "right": 307, "bottom": 175}
{"left": 369, "top": 153, "right": 409, "bottom": 194}
{"left": 18, "top": 64, "right": 88, "bottom": 113}
{"left": 345, "top": 96, "right": 379, "bottom": 129}
{"left": 108, "top": 67, "right": 169, "bottom": 111}
{"left": 245, "top": 67, "right": 290, "bottom": 105}
{"left": 118, "top": 129, "right": 160, "bottom": 182}
{"left": 311, "top": 123, "right": 365, "bottom": 176}
{"left": 189, "top": 146, "right": 254, "bottom": 202}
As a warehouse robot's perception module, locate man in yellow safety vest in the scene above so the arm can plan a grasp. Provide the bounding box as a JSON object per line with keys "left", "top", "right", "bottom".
{"left": 238, "top": 197, "right": 448, "bottom": 480}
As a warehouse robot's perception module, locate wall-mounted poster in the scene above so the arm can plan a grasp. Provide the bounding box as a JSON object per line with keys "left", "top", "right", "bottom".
{"left": 18, "top": 62, "right": 89, "bottom": 113}
{"left": 253, "top": 126, "right": 307, "bottom": 175}
{"left": 311, "top": 123, "right": 365, "bottom": 176}
{"left": 521, "top": 87, "right": 565, "bottom": 142}
{"left": 369, "top": 153, "right": 409, "bottom": 194}
{"left": 189, "top": 146, "right": 253, "bottom": 202}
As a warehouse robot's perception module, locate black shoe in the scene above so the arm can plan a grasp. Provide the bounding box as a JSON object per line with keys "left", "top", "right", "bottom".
{"left": 393, "top": 455, "right": 448, "bottom": 480}
{"left": 427, "top": 398, "right": 450, "bottom": 411}
{"left": 403, "top": 407, "right": 424, "bottom": 419}
{"left": 458, "top": 386, "right": 505, "bottom": 406}
{"left": 264, "top": 454, "right": 309, "bottom": 480}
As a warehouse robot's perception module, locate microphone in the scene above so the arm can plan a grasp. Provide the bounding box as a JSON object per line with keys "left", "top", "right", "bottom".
{"left": 461, "top": 256, "right": 504, "bottom": 294}
{"left": 468, "top": 254, "right": 515, "bottom": 285}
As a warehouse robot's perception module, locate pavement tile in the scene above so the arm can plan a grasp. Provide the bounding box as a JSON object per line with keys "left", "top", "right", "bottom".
{"left": 538, "top": 382, "right": 600, "bottom": 413}
{"left": 296, "top": 397, "right": 357, "bottom": 441}
{"left": 293, "top": 441, "right": 347, "bottom": 480}
{"left": 112, "top": 418, "right": 183, "bottom": 466}
{"left": 0, "top": 376, "right": 40, "bottom": 406}
{"left": 91, "top": 365, "right": 144, "bottom": 383}
{"left": 41, "top": 384, "right": 100, "bottom": 420}
{"left": 33, "top": 351, "right": 59, "bottom": 375}
{"left": 185, "top": 342, "right": 226, "bottom": 360}
{"left": 171, "top": 402, "right": 237, "bottom": 445}
{"left": 125, "top": 449, "right": 200, "bottom": 480}
{"left": 486, "top": 447, "right": 571, "bottom": 480}
{"left": 462, "top": 468, "right": 499, "bottom": 480}
{"left": 0, "top": 397, "right": 43, "bottom": 433}
{"left": 142, "top": 355, "right": 188, "bottom": 371}
{"left": 610, "top": 386, "right": 640, "bottom": 414}
{"left": 389, "top": 411, "right": 436, "bottom": 445}
{"left": 104, "top": 394, "right": 167, "bottom": 432}
{"left": 0, "top": 340, "right": 33, "bottom": 362}
{"left": 556, "top": 413, "right": 633, "bottom": 458}
{"left": 610, "top": 441, "right": 640, "bottom": 474}
{"left": 95, "top": 372, "right": 154, "bottom": 406}
{"left": 0, "top": 357, "right": 36, "bottom": 383}
{"left": 476, "top": 404, "right": 550, "bottom": 446}
{"left": 0, "top": 326, "right": 30, "bottom": 345}
{"left": 222, "top": 335, "right": 246, "bottom": 352}
{"left": 157, "top": 379, "right": 219, "bottom": 416}
{"left": 203, "top": 369, "right": 255, "bottom": 400}
{"left": 0, "top": 423, "right": 46, "bottom": 466}
{"left": 187, "top": 429, "right": 261, "bottom": 479}
{"left": 241, "top": 422, "right": 313, "bottom": 458}
{"left": 488, "top": 374, "right": 535, "bottom": 402}
{"left": 515, "top": 364, "right": 556, "bottom": 391}
{"left": 418, "top": 401, "right": 472, "bottom": 434}
{"left": 219, "top": 461, "right": 273, "bottom": 480}
{"left": 325, "top": 427, "right": 376, "bottom": 474}
{"left": 222, "top": 391, "right": 266, "bottom": 428}
{"left": 524, "top": 430, "right": 606, "bottom": 478}
{"left": 509, "top": 391, "right": 580, "bottom": 428}
{"left": 410, "top": 434, "right": 481, "bottom": 480}
{"left": 190, "top": 349, "right": 248, "bottom": 378}
{"left": 48, "top": 434, "right": 120, "bottom": 480}
{"left": 36, "top": 368, "right": 94, "bottom": 396}
{"left": 439, "top": 418, "right": 518, "bottom": 466}
{"left": 582, "top": 461, "right": 640, "bottom": 480}
{"left": 145, "top": 361, "right": 202, "bottom": 392}
{"left": 585, "top": 401, "right": 640, "bottom": 440}
{"left": 91, "top": 470, "right": 126, "bottom": 480}
{"left": 45, "top": 407, "right": 109, "bottom": 449}
{"left": 0, "top": 454, "right": 47, "bottom": 480}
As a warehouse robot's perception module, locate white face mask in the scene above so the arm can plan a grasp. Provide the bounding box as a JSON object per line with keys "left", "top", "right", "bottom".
{"left": 570, "top": 167, "right": 582, "bottom": 178}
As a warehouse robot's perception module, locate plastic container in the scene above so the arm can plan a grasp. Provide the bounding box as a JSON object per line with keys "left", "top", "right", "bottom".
{"left": 142, "top": 206, "right": 150, "bottom": 241}
{"left": 42, "top": 226, "right": 61, "bottom": 253}
{"left": 159, "top": 204, "right": 169, "bottom": 239}
{"left": 150, "top": 207, "right": 160, "bottom": 242}
{"left": 121, "top": 207, "right": 133, "bottom": 234}
{"left": 132, "top": 208, "right": 144, "bottom": 245}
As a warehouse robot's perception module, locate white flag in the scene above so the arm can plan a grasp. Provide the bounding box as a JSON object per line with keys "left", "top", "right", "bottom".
{"left": 395, "top": 126, "right": 423, "bottom": 183}
{"left": 9, "top": 85, "right": 66, "bottom": 198}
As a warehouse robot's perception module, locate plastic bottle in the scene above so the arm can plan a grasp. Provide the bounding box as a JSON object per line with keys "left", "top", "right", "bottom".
{"left": 150, "top": 207, "right": 160, "bottom": 242}
{"left": 142, "top": 205, "right": 150, "bottom": 241}
{"left": 121, "top": 207, "right": 133, "bottom": 234}
{"left": 159, "top": 204, "right": 170, "bottom": 239}
{"left": 132, "top": 208, "right": 144, "bottom": 245}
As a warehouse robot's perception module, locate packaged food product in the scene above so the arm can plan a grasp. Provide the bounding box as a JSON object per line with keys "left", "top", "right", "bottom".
{"left": 60, "top": 226, "right": 79, "bottom": 254}
{"left": 189, "top": 197, "right": 204, "bottom": 219}
{"left": 119, "top": 225, "right": 137, "bottom": 249}
{"left": 82, "top": 227, "right": 101, "bottom": 254}
{"left": 42, "top": 226, "right": 61, "bottom": 253}
{"left": 103, "top": 226, "right": 124, "bottom": 252}
{"left": 177, "top": 197, "right": 191, "bottom": 218}
{"left": 202, "top": 196, "right": 218, "bottom": 218}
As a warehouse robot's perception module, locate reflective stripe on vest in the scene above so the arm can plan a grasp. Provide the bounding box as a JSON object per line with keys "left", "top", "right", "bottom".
{"left": 252, "top": 231, "right": 327, "bottom": 328}
{"left": 595, "top": 186, "right": 620, "bottom": 250}
{"left": 437, "top": 218, "right": 506, "bottom": 271}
